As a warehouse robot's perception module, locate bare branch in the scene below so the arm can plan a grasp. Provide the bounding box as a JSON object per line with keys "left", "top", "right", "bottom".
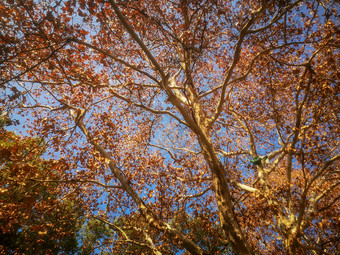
{"left": 179, "top": 187, "right": 211, "bottom": 201}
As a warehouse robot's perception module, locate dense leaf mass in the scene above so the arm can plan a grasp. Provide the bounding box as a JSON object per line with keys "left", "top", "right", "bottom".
{"left": 0, "top": 120, "right": 84, "bottom": 254}
{"left": 1, "top": 0, "right": 339, "bottom": 254}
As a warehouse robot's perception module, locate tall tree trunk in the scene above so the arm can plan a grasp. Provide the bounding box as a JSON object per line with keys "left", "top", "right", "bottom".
{"left": 199, "top": 140, "right": 254, "bottom": 255}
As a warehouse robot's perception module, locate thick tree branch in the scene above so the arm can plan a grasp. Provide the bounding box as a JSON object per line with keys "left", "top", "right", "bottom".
{"left": 93, "top": 216, "right": 162, "bottom": 255}
{"left": 217, "top": 150, "right": 251, "bottom": 157}
{"left": 208, "top": 2, "right": 267, "bottom": 127}
{"left": 73, "top": 115, "right": 206, "bottom": 255}
{"left": 108, "top": 0, "right": 166, "bottom": 81}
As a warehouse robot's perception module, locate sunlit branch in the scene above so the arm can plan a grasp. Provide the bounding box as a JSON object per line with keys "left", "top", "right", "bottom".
{"left": 27, "top": 178, "right": 123, "bottom": 189}
{"left": 86, "top": 95, "right": 117, "bottom": 109}
{"left": 116, "top": 238, "right": 160, "bottom": 254}
{"left": 168, "top": 68, "right": 190, "bottom": 105}
{"left": 235, "top": 146, "right": 284, "bottom": 202}
{"left": 275, "top": 120, "right": 285, "bottom": 146}
{"left": 267, "top": 151, "right": 287, "bottom": 174}
{"left": 297, "top": 154, "right": 340, "bottom": 231}
{"left": 130, "top": 82, "right": 160, "bottom": 88}
{"left": 93, "top": 216, "right": 162, "bottom": 255}
{"left": 172, "top": 146, "right": 201, "bottom": 155}
{"left": 315, "top": 180, "right": 340, "bottom": 204}
{"left": 298, "top": 169, "right": 337, "bottom": 228}
{"left": 20, "top": 102, "right": 78, "bottom": 141}
{"left": 74, "top": 114, "right": 206, "bottom": 255}
{"left": 230, "top": 180, "right": 259, "bottom": 193}
{"left": 149, "top": 142, "right": 201, "bottom": 158}
{"left": 199, "top": 48, "right": 270, "bottom": 99}
{"left": 237, "top": 148, "right": 287, "bottom": 207}
{"left": 15, "top": 80, "right": 34, "bottom": 99}
{"left": 175, "top": 175, "right": 212, "bottom": 183}
{"left": 36, "top": 79, "right": 73, "bottom": 107}
{"left": 286, "top": 62, "right": 316, "bottom": 212}
{"left": 148, "top": 143, "right": 177, "bottom": 161}
{"left": 229, "top": 110, "right": 257, "bottom": 156}
{"left": 17, "top": 79, "right": 66, "bottom": 85}
{"left": 53, "top": 55, "right": 79, "bottom": 90}
{"left": 147, "top": 142, "right": 197, "bottom": 179}
{"left": 179, "top": 187, "right": 211, "bottom": 201}
{"left": 208, "top": 2, "right": 267, "bottom": 127}
{"left": 217, "top": 150, "right": 251, "bottom": 157}
{"left": 21, "top": 103, "right": 75, "bottom": 112}
{"left": 107, "top": 0, "right": 166, "bottom": 82}
{"left": 107, "top": 88, "right": 189, "bottom": 126}
{"left": 267, "top": 148, "right": 285, "bottom": 161}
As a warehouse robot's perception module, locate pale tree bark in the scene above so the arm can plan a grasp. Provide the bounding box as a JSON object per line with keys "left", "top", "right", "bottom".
{"left": 71, "top": 109, "right": 207, "bottom": 255}
{"left": 4, "top": 0, "right": 337, "bottom": 254}
{"left": 106, "top": 1, "right": 256, "bottom": 254}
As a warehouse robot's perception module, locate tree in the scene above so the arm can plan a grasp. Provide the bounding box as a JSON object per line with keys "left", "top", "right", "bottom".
{"left": 1, "top": 0, "right": 339, "bottom": 254}
{"left": 0, "top": 117, "right": 84, "bottom": 254}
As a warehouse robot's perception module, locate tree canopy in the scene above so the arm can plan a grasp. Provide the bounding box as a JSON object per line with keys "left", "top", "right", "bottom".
{"left": 1, "top": 0, "right": 339, "bottom": 254}
{"left": 0, "top": 118, "right": 84, "bottom": 254}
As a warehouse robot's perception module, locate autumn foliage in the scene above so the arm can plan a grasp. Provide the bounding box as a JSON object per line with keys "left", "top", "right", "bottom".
{"left": 1, "top": 0, "right": 339, "bottom": 254}
{"left": 0, "top": 120, "right": 84, "bottom": 254}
